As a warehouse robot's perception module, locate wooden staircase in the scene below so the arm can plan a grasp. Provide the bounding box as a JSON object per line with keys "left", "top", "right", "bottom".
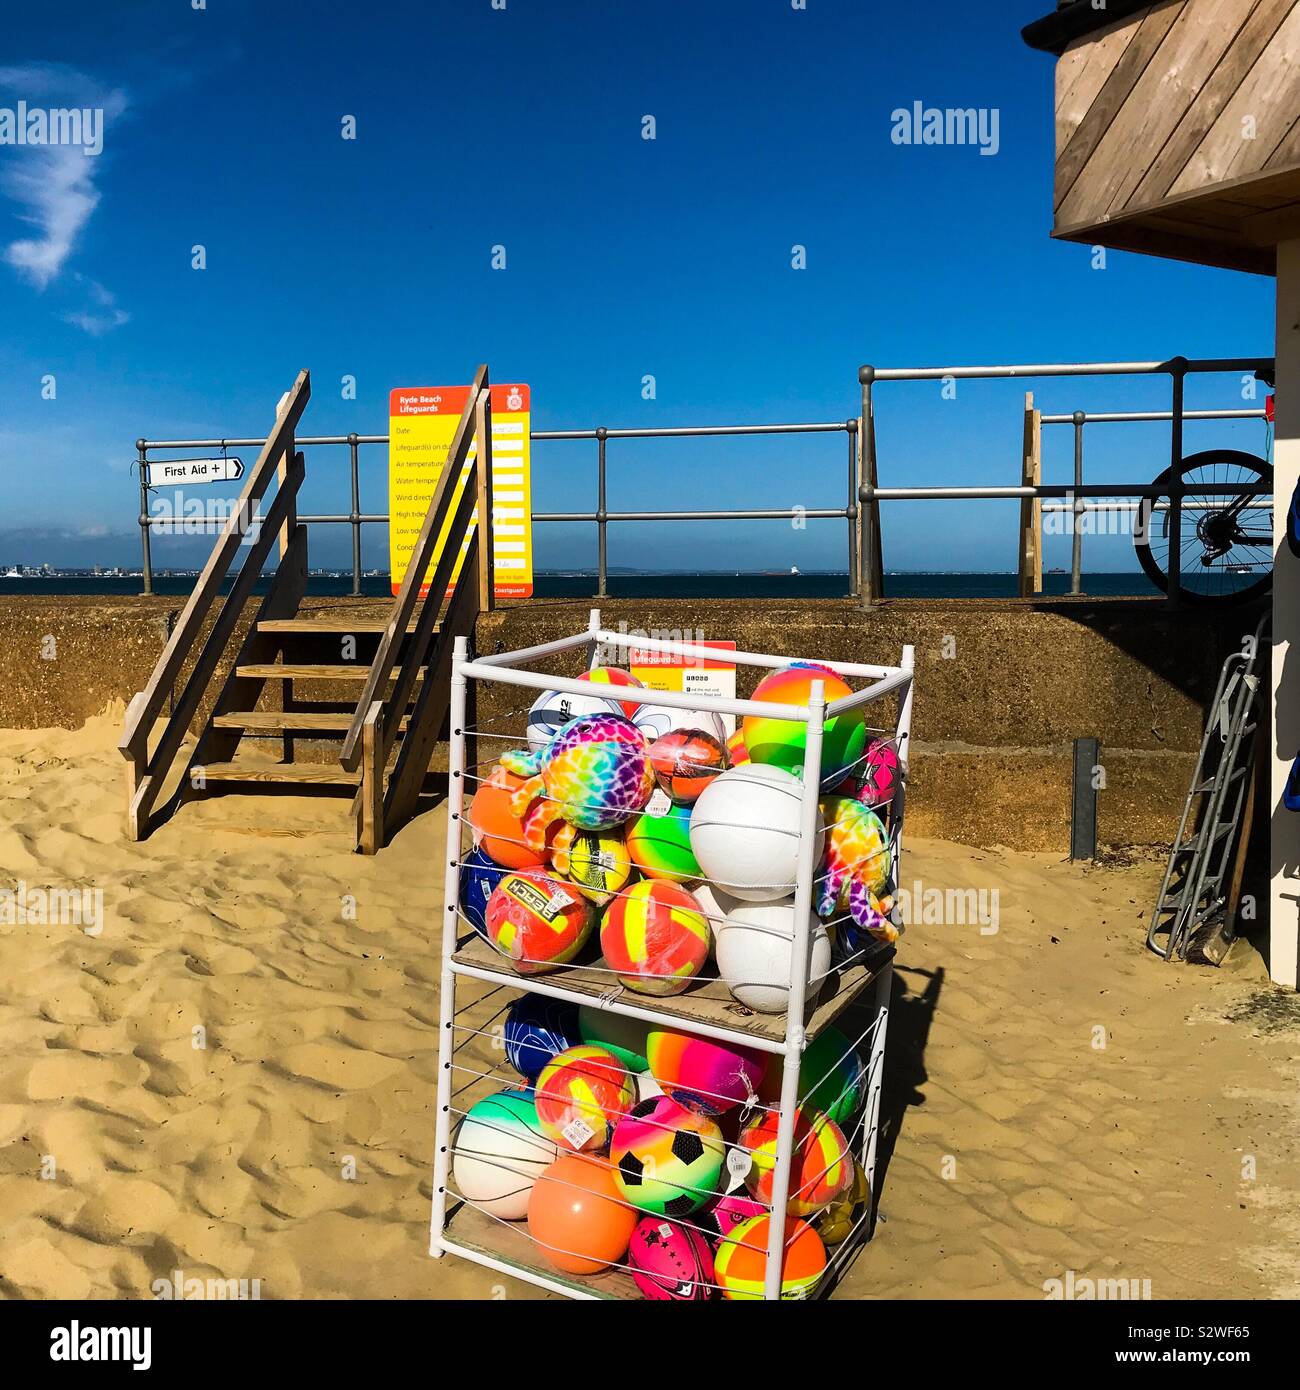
{"left": 120, "top": 365, "right": 494, "bottom": 853}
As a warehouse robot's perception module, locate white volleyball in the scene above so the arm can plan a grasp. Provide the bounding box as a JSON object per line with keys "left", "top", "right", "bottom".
{"left": 716, "top": 901, "right": 831, "bottom": 1014}
{"left": 634, "top": 703, "right": 727, "bottom": 746}
{"left": 688, "top": 764, "right": 824, "bottom": 902}
{"left": 526, "top": 687, "right": 630, "bottom": 750}
{"left": 688, "top": 880, "right": 742, "bottom": 936}
{"left": 451, "top": 1090, "right": 558, "bottom": 1219}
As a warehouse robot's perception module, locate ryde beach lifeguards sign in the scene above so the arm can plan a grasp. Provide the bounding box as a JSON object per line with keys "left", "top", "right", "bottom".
{"left": 388, "top": 383, "right": 534, "bottom": 599}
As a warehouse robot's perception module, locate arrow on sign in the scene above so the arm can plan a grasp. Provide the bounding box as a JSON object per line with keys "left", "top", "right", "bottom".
{"left": 146, "top": 457, "right": 245, "bottom": 486}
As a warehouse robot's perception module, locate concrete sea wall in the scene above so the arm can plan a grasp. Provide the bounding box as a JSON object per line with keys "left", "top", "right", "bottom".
{"left": 0, "top": 593, "right": 1262, "bottom": 852}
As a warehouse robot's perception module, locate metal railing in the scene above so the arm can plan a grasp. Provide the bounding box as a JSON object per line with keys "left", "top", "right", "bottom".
{"left": 134, "top": 354, "right": 1273, "bottom": 604}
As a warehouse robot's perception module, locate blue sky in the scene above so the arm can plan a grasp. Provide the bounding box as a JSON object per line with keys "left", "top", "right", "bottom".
{"left": 0, "top": 0, "right": 1277, "bottom": 574}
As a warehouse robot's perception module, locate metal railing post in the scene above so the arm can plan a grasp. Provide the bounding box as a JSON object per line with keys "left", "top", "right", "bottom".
{"left": 596, "top": 428, "right": 608, "bottom": 599}
{"left": 1167, "top": 359, "right": 1186, "bottom": 607}
{"left": 1071, "top": 411, "right": 1085, "bottom": 596}
{"left": 136, "top": 438, "right": 154, "bottom": 595}
{"left": 846, "top": 420, "right": 859, "bottom": 598}
{"left": 858, "top": 367, "right": 876, "bottom": 608}
{"left": 348, "top": 433, "right": 362, "bottom": 596}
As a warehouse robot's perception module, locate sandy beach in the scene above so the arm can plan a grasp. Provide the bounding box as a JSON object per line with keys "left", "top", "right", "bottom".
{"left": 1, "top": 709, "right": 1297, "bottom": 1301}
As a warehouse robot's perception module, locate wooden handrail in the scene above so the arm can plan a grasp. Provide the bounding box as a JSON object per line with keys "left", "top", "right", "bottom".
{"left": 340, "top": 364, "right": 488, "bottom": 770}
{"left": 120, "top": 369, "right": 311, "bottom": 764}
{"left": 124, "top": 452, "right": 307, "bottom": 838}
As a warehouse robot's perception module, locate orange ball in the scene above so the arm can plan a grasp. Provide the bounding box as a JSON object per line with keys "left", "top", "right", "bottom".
{"left": 528, "top": 1154, "right": 637, "bottom": 1274}
{"left": 468, "top": 768, "right": 544, "bottom": 870}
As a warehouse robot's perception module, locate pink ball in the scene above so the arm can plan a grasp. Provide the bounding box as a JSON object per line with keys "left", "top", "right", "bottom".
{"left": 856, "top": 737, "right": 900, "bottom": 809}
{"left": 701, "top": 1189, "right": 767, "bottom": 1241}
{"left": 628, "top": 1217, "right": 716, "bottom": 1300}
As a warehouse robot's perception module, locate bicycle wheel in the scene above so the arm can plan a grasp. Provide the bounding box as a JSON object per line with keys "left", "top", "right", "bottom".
{"left": 1134, "top": 449, "right": 1273, "bottom": 606}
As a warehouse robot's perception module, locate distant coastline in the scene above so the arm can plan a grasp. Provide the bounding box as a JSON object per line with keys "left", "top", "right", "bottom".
{"left": 0, "top": 571, "right": 1155, "bottom": 600}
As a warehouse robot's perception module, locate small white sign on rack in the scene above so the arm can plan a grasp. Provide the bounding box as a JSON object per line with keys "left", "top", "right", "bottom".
{"left": 627, "top": 639, "right": 739, "bottom": 734}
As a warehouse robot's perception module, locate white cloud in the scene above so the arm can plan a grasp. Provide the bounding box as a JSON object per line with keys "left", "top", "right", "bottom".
{"left": 0, "top": 63, "right": 127, "bottom": 322}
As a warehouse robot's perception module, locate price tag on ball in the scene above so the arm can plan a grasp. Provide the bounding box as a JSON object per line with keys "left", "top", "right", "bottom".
{"left": 726, "top": 1147, "right": 753, "bottom": 1180}
{"left": 646, "top": 788, "right": 672, "bottom": 816}
{"left": 562, "top": 1117, "right": 595, "bottom": 1149}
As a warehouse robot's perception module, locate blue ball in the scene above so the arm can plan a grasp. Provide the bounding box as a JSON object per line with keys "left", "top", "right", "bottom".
{"left": 460, "top": 846, "right": 508, "bottom": 939}
{"left": 504, "top": 995, "right": 581, "bottom": 1080}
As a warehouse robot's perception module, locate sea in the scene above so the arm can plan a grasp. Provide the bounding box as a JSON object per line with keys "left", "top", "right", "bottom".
{"left": 1, "top": 572, "right": 1156, "bottom": 600}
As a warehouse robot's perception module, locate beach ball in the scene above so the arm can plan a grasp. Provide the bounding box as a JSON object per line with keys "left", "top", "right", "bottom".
{"left": 502, "top": 715, "right": 654, "bottom": 843}
{"left": 740, "top": 1106, "right": 852, "bottom": 1217}
{"left": 528, "top": 1154, "right": 637, "bottom": 1275}
{"left": 714, "top": 1214, "right": 827, "bottom": 1300}
{"left": 535, "top": 1044, "right": 635, "bottom": 1152}
{"left": 757, "top": 1025, "right": 866, "bottom": 1125}
{"left": 817, "top": 1158, "right": 871, "bottom": 1246}
{"left": 816, "top": 798, "right": 890, "bottom": 919}
{"left": 458, "top": 845, "right": 509, "bottom": 938}
{"left": 579, "top": 666, "right": 644, "bottom": 718}
{"left": 726, "top": 727, "right": 750, "bottom": 767}
{"left": 856, "top": 736, "right": 901, "bottom": 809}
{"left": 700, "top": 1187, "right": 767, "bottom": 1241}
{"left": 628, "top": 1217, "right": 716, "bottom": 1300}
{"left": 560, "top": 829, "right": 633, "bottom": 905}
{"left": 525, "top": 669, "right": 644, "bottom": 751}
{"left": 484, "top": 871, "right": 596, "bottom": 976}
{"left": 690, "top": 765, "right": 824, "bottom": 902}
{"left": 452, "top": 1089, "right": 558, "bottom": 1220}
{"left": 635, "top": 703, "right": 727, "bottom": 746}
{"left": 611, "top": 1096, "right": 725, "bottom": 1217}
{"left": 716, "top": 900, "right": 831, "bottom": 1015}
{"left": 504, "top": 994, "right": 582, "bottom": 1081}
{"left": 601, "top": 880, "right": 710, "bottom": 997}
{"left": 646, "top": 1028, "right": 768, "bottom": 1116}
{"left": 468, "top": 768, "right": 546, "bottom": 870}
{"left": 648, "top": 728, "right": 729, "bottom": 804}
{"left": 742, "top": 663, "right": 867, "bottom": 785}
{"left": 578, "top": 1005, "right": 652, "bottom": 1074}
{"left": 626, "top": 803, "right": 702, "bottom": 883}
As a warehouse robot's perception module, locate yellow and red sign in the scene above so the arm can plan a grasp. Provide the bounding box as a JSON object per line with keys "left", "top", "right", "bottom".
{"left": 388, "top": 383, "right": 533, "bottom": 599}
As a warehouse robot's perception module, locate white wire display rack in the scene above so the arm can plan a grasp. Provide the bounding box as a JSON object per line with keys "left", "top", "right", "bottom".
{"left": 431, "top": 609, "right": 915, "bottom": 1300}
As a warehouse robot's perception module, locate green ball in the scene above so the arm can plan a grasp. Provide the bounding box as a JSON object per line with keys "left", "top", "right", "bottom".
{"left": 578, "top": 1005, "right": 652, "bottom": 1073}
{"left": 626, "top": 804, "right": 701, "bottom": 883}
{"left": 801, "top": 1026, "right": 868, "bottom": 1124}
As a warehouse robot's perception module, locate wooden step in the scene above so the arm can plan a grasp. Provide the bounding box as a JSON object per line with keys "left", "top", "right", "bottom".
{"left": 193, "top": 761, "right": 362, "bottom": 787}
{"left": 234, "top": 663, "right": 425, "bottom": 681}
{"left": 257, "top": 617, "right": 436, "bottom": 635}
{"left": 212, "top": 710, "right": 410, "bottom": 733}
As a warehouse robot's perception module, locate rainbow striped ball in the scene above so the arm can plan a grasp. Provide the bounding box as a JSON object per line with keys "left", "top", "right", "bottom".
{"left": 742, "top": 663, "right": 867, "bottom": 785}
{"left": 628, "top": 1217, "right": 716, "bottom": 1300}
{"left": 627, "top": 803, "right": 702, "bottom": 883}
{"left": 535, "top": 1044, "right": 634, "bottom": 1152}
{"left": 601, "top": 881, "right": 711, "bottom": 996}
{"left": 740, "top": 1105, "right": 852, "bottom": 1217}
{"left": 646, "top": 1028, "right": 768, "bottom": 1115}
{"left": 714, "top": 1215, "right": 826, "bottom": 1300}
{"left": 611, "top": 1096, "right": 724, "bottom": 1216}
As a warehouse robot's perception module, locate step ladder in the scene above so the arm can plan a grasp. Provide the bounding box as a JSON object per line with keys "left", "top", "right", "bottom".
{"left": 120, "top": 365, "right": 495, "bottom": 854}
{"left": 1146, "top": 615, "right": 1265, "bottom": 962}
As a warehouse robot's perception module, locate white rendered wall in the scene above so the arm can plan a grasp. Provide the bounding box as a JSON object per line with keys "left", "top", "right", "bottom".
{"left": 1270, "top": 238, "right": 1300, "bottom": 989}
